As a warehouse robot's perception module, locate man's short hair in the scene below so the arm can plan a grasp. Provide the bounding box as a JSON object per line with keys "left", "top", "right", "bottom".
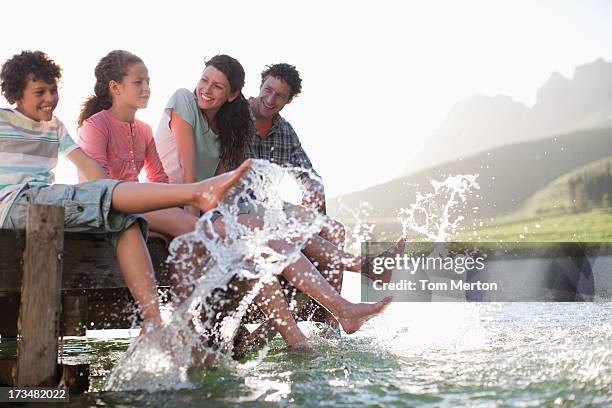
{"left": 260, "top": 63, "right": 302, "bottom": 99}
{"left": 1, "top": 50, "right": 62, "bottom": 104}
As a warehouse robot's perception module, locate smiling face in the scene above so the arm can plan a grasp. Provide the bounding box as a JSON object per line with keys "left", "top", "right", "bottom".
{"left": 111, "top": 62, "right": 150, "bottom": 110}
{"left": 15, "top": 76, "right": 59, "bottom": 122}
{"left": 196, "top": 65, "right": 238, "bottom": 116}
{"left": 253, "top": 75, "right": 292, "bottom": 120}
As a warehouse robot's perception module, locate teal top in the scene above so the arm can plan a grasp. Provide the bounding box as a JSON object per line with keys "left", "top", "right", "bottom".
{"left": 155, "top": 88, "right": 220, "bottom": 183}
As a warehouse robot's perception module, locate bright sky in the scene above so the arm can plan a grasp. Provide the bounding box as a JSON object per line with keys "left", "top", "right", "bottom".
{"left": 2, "top": 0, "right": 612, "bottom": 197}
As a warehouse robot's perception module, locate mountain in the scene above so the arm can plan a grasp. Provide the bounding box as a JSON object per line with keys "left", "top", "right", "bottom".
{"left": 329, "top": 128, "right": 612, "bottom": 226}
{"left": 407, "top": 59, "right": 612, "bottom": 173}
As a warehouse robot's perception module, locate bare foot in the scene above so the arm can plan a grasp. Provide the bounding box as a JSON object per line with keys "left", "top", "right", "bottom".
{"left": 337, "top": 297, "right": 393, "bottom": 334}
{"left": 191, "top": 159, "right": 252, "bottom": 211}
{"left": 364, "top": 237, "right": 406, "bottom": 284}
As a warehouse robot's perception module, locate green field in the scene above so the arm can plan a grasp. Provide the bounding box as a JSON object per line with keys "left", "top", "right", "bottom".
{"left": 450, "top": 209, "right": 612, "bottom": 242}
{"left": 341, "top": 209, "right": 612, "bottom": 243}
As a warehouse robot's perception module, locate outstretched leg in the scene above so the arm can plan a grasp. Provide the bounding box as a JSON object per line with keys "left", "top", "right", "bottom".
{"left": 111, "top": 159, "right": 251, "bottom": 214}
{"left": 234, "top": 213, "right": 395, "bottom": 333}
{"left": 302, "top": 235, "right": 406, "bottom": 284}
{"left": 269, "top": 238, "right": 392, "bottom": 334}
{"left": 110, "top": 160, "right": 250, "bottom": 331}
{"left": 144, "top": 207, "right": 198, "bottom": 238}
{"left": 168, "top": 232, "right": 311, "bottom": 354}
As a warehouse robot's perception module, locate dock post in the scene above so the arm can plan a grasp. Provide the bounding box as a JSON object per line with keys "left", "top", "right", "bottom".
{"left": 14, "top": 204, "right": 64, "bottom": 386}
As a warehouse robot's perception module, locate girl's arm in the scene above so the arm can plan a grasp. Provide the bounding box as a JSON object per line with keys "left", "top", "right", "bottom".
{"left": 77, "top": 122, "right": 111, "bottom": 180}
{"left": 143, "top": 128, "right": 169, "bottom": 183}
{"left": 170, "top": 110, "right": 199, "bottom": 216}
{"left": 67, "top": 148, "right": 106, "bottom": 180}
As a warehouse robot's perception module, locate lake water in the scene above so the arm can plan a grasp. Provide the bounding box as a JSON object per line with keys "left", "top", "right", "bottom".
{"left": 2, "top": 298, "right": 610, "bottom": 407}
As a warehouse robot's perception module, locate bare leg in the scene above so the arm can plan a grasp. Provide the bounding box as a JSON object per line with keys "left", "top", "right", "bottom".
{"left": 111, "top": 159, "right": 251, "bottom": 214}
{"left": 283, "top": 203, "right": 404, "bottom": 283}
{"left": 270, "top": 238, "right": 392, "bottom": 334}
{"left": 284, "top": 203, "right": 345, "bottom": 247}
{"left": 318, "top": 217, "right": 346, "bottom": 247}
{"left": 233, "top": 214, "right": 393, "bottom": 334}
{"left": 302, "top": 234, "right": 406, "bottom": 284}
{"left": 168, "top": 231, "right": 310, "bottom": 351}
{"left": 115, "top": 223, "right": 161, "bottom": 329}
{"left": 253, "top": 279, "right": 310, "bottom": 350}
{"left": 144, "top": 208, "right": 198, "bottom": 238}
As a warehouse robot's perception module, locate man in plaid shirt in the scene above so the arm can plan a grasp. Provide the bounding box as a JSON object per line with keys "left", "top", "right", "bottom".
{"left": 247, "top": 63, "right": 328, "bottom": 215}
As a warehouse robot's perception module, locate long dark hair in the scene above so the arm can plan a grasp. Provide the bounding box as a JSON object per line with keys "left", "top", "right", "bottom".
{"left": 204, "top": 55, "right": 254, "bottom": 171}
{"left": 78, "top": 50, "right": 143, "bottom": 127}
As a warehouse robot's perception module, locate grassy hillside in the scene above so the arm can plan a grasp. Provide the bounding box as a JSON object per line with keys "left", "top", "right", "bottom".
{"left": 522, "top": 156, "right": 612, "bottom": 216}
{"left": 341, "top": 209, "right": 612, "bottom": 244}
{"left": 330, "top": 127, "right": 612, "bottom": 226}
{"left": 451, "top": 209, "right": 612, "bottom": 242}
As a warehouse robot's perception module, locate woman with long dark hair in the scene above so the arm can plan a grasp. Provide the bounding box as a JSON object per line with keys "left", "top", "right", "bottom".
{"left": 156, "top": 54, "right": 254, "bottom": 216}
{"left": 156, "top": 55, "right": 394, "bottom": 350}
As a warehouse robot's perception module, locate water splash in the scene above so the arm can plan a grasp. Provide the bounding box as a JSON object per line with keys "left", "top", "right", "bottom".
{"left": 105, "top": 160, "right": 331, "bottom": 391}
{"left": 105, "top": 170, "right": 483, "bottom": 391}
{"left": 334, "top": 199, "right": 376, "bottom": 254}
{"left": 397, "top": 174, "right": 480, "bottom": 241}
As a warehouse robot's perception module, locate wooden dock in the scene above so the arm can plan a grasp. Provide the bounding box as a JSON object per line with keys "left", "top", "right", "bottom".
{"left": 0, "top": 204, "right": 171, "bottom": 393}
{"left": 0, "top": 204, "right": 328, "bottom": 393}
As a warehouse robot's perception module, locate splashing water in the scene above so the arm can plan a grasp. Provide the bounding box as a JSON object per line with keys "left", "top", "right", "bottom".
{"left": 334, "top": 199, "right": 375, "bottom": 254}
{"left": 397, "top": 174, "right": 480, "bottom": 241}
{"left": 74, "top": 169, "right": 612, "bottom": 405}
{"left": 105, "top": 160, "right": 332, "bottom": 391}
{"left": 356, "top": 174, "right": 486, "bottom": 361}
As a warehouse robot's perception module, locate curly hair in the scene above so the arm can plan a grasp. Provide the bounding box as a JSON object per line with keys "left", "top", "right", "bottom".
{"left": 1, "top": 50, "right": 62, "bottom": 104}
{"left": 204, "top": 55, "right": 254, "bottom": 171}
{"left": 260, "top": 63, "right": 302, "bottom": 99}
{"left": 78, "top": 50, "right": 143, "bottom": 127}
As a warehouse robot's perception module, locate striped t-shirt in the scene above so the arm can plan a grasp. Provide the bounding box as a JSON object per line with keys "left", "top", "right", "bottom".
{"left": 0, "top": 108, "right": 79, "bottom": 226}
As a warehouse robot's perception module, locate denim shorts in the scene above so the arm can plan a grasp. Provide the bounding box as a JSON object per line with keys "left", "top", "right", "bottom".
{"left": 2, "top": 180, "right": 147, "bottom": 247}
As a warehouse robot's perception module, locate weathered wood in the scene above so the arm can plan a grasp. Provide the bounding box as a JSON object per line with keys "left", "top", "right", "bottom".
{"left": 57, "top": 363, "right": 90, "bottom": 394}
{"left": 0, "top": 230, "right": 170, "bottom": 291}
{"left": 0, "top": 358, "right": 15, "bottom": 386}
{"left": 0, "top": 292, "right": 19, "bottom": 337}
{"left": 61, "top": 295, "right": 88, "bottom": 336}
{"left": 15, "top": 204, "right": 64, "bottom": 386}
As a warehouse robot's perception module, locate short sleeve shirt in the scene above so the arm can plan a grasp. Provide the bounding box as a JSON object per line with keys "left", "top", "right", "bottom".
{"left": 78, "top": 110, "right": 168, "bottom": 183}
{"left": 0, "top": 108, "right": 78, "bottom": 225}
{"left": 154, "top": 88, "right": 220, "bottom": 183}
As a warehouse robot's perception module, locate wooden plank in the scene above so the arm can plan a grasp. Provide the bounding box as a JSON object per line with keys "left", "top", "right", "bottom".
{"left": 61, "top": 234, "right": 169, "bottom": 289}
{"left": 0, "top": 231, "right": 170, "bottom": 291}
{"left": 0, "top": 358, "right": 15, "bottom": 386}
{"left": 0, "top": 292, "right": 19, "bottom": 337}
{"left": 15, "top": 204, "right": 64, "bottom": 386}
{"left": 61, "top": 295, "right": 88, "bottom": 336}
{"left": 57, "top": 363, "right": 90, "bottom": 394}
{"left": 0, "top": 230, "right": 24, "bottom": 292}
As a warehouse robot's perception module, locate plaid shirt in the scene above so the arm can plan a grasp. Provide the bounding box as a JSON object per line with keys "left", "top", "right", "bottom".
{"left": 247, "top": 113, "right": 325, "bottom": 196}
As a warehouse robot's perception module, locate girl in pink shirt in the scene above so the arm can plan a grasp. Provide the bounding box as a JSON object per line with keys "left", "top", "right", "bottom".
{"left": 78, "top": 50, "right": 198, "bottom": 240}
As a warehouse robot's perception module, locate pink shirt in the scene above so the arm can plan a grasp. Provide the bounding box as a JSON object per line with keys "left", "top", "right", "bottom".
{"left": 78, "top": 110, "right": 168, "bottom": 183}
